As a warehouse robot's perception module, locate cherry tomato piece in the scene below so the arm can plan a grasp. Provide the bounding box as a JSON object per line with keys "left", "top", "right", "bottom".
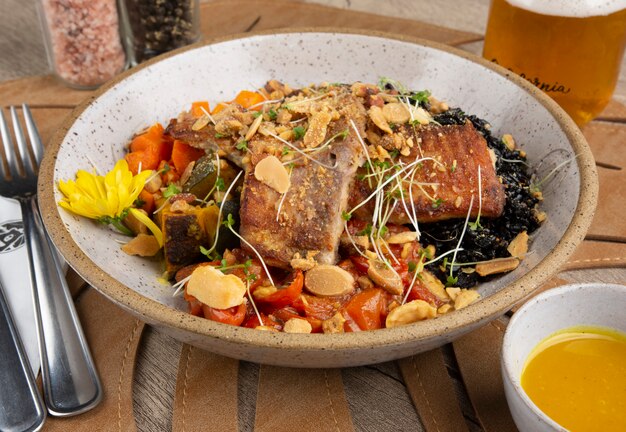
{"left": 202, "top": 303, "right": 246, "bottom": 326}
{"left": 342, "top": 288, "right": 389, "bottom": 331}
{"left": 254, "top": 270, "right": 303, "bottom": 309}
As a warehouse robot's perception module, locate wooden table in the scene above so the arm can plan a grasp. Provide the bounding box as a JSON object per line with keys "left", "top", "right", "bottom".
{"left": 2, "top": 1, "right": 626, "bottom": 431}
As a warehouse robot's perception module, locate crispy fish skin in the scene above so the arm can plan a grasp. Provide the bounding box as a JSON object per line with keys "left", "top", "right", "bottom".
{"left": 350, "top": 121, "right": 505, "bottom": 223}
{"left": 239, "top": 97, "right": 367, "bottom": 268}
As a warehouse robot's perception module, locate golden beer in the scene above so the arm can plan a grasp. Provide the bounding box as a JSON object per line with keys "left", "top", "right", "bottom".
{"left": 483, "top": 0, "right": 626, "bottom": 125}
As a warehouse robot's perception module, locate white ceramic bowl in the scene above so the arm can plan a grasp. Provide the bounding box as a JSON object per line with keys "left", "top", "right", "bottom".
{"left": 502, "top": 283, "right": 626, "bottom": 431}
{"left": 39, "top": 30, "right": 597, "bottom": 367}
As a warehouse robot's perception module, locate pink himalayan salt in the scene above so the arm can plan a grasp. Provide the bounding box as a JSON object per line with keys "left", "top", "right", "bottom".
{"left": 41, "top": 0, "right": 126, "bottom": 88}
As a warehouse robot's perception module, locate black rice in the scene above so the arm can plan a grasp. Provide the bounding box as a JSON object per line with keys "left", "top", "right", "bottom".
{"left": 420, "top": 107, "right": 540, "bottom": 288}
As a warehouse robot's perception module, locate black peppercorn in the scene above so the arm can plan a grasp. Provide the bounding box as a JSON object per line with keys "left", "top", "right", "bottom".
{"left": 121, "top": 0, "right": 200, "bottom": 64}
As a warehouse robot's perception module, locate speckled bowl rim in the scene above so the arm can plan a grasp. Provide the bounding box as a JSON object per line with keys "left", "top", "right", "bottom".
{"left": 39, "top": 28, "right": 598, "bottom": 354}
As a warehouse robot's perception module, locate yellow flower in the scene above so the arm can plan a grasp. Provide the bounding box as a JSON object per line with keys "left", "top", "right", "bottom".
{"left": 58, "top": 160, "right": 163, "bottom": 246}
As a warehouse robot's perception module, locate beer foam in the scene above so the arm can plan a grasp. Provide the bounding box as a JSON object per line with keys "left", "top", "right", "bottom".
{"left": 507, "top": 0, "right": 626, "bottom": 17}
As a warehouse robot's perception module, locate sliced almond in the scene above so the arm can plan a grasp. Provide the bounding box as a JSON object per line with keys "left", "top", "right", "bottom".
{"left": 408, "top": 106, "right": 432, "bottom": 125}
{"left": 437, "top": 304, "right": 453, "bottom": 315}
{"left": 256, "top": 325, "right": 279, "bottom": 332}
{"left": 368, "top": 106, "right": 393, "bottom": 134}
{"left": 290, "top": 257, "right": 317, "bottom": 271}
{"left": 445, "top": 287, "right": 461, "bottom": 301}
{"left": 382, "top": 102, "right": 410, "bottom": 124}
{"left": 322, "top": 312, "right": 346, "bottom": 334}
{"left": 121, "top": 233, "right": 160, "bottom": 256}
{"left": 367, "top": 260, "right": 403, "bottom": 295}
{"left": 386, "top": 231, "right": 418, "bottom": 244}
{"left": 192, "top": 115, "right": 210, "bottom": 131}
{"left": 454, "top": 289, "right": 480, "bottom": 310}
{"left": 244, "top": 113, "right": 264, "bottom": 141}
{"left": 186, "top": 265, "right": 246, "bottom": 309}
{"left": 475, "top": 257, "right": 520, "bottom": 277}
{"left": 144, "top": 174, "right": 162, "bottom": 194}
{"left": 421, "top": 270, "right": 449, "bottom": 301}
{"left": 303, "top": 111, "right": 332, "bottom": 148}
{"left": 507, "top": 231, "right": 528, "bottom": 258}
{"left": 254, "top": 155, "right": 291, "bottom": 194}
{"left": 427, "top": 96, "right": 449, "bottom": 114}
{"left": 502, "top": 134, "right": 516, "bottom": 150}
{"left": 283, "top": 318, "right": 312, "bottom": 334}
{"left": 488, "top": 148, "right": 497, "bottom": 169}
{"left": 386, "top": 300, "right": 437, "bottom": 328}
{"left": 305, "top": 265, "right": 355, "bottom": 297}
{"left": 533, "top": 208, "right": 547, "bottom": 223}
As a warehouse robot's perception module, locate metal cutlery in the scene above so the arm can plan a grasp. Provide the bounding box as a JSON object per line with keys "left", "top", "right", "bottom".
{"left": 0, "top": 105, "right": 102, "bottom": 418}
{"left": 0, "top": 277, "right": 45, "bottom": 432}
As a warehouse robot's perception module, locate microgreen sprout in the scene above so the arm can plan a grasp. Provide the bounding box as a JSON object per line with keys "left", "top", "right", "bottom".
{"left": 199, "top": 153, "right": 222, "bottom": 204}
{"left": 200, "top": 170, "right": 243, "bottom": 259}
{"left": 275, "top": 166, "right": 292, "bottom": 221}
{"left": 172, "top": 274, "right": 193, "bottom": 297}
{"left": 285, "top": 93, "right": 331, "bottom": 108}
{"left": 199, "top": 106, "right": 216, "bottom": 125}
{"left": 163, "top": 184, "right": 180, "bottom": 198}
{"left": 358, "top": 224, "right": 373, "bottom": 236}
{"left": 268, "top": 132, "right": 337, "bottom": 170}
{"left": 530, "top": 154, "right": 579, "bottom": 193}
{"left": 292, "top": 126, "right": 306, "bottom": 140}
{"left": 448, "top": 195, "right": 475, "bottom": 287}
{"left": 410, "top": 90, "right": 431, "bottom": 104}
{"left": 236, "top": 140, "right": 249, "bottom": 152}
{"left": 282, "top": 129, "right": 349, "bottom": 166}
{"left": 143, "top": 163, "right": 170, "bottom": 186}
{"left": 247, "top": 98, "right": 284, "bottom": 110}
{"left": 500, "top": 158, "right": 530, "bottom": 167}
{"left": 343, "top": 221, "right": 370, "bottom": 260}
{"left": 246, "top": 278, "right": 263, "bottom": 326}
{"left": 431, "top": 198, "right": 443, "bottom": 209}
{"left": 469, "top": 166, "right": 483, "bottom": 231}
{"left": 222, "top": 213, "right": 275, "bottom": 287}
{"left": 423, "top": 247, "right": 463, "bottom": 266}
{"left": 378, "top": 77, "right": 409, "bottom": 94}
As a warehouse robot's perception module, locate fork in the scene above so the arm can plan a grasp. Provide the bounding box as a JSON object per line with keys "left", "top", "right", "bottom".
{"left": 0, "top": 105, "right": 102, "bottom": 416}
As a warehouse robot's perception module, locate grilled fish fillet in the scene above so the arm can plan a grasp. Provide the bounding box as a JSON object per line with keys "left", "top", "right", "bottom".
{"left": 239, "top": 96, "right": 367, "bottom": 268}
{"left": 349, "top": 121, "right": 505, "bottom": 223}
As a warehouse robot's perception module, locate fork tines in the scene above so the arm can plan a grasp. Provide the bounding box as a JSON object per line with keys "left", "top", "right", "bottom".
{"left": 0, "top": 105, "right": 45, "bottom": 181}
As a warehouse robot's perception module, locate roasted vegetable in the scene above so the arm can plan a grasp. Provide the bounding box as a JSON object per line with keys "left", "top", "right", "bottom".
{"left": 215, "top": 200, "right": 240, "bottom": 254}
{"left": 161, "top": 204, "right": 220, "bottom": 274}
{"left": 183, "top": 154, "right": 217, "bottom": 199}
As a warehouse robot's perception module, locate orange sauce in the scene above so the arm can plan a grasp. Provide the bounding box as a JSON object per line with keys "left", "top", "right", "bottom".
{"left": 521, "top": 326, "right": 626, "bottom": 432}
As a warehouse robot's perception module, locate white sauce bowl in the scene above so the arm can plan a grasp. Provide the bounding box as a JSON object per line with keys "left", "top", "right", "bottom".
{"left": 502, "top": 283, "right": 626, "bottom": 431}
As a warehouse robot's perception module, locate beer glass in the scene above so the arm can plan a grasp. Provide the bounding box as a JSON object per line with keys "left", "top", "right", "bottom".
{"left": 483, "top": 0, "right": 626, "bottom": 126}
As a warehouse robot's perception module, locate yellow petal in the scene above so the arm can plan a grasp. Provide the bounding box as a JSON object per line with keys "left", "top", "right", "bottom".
{"left": 129, "top": 208, "right": 163, "bottom": 247}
